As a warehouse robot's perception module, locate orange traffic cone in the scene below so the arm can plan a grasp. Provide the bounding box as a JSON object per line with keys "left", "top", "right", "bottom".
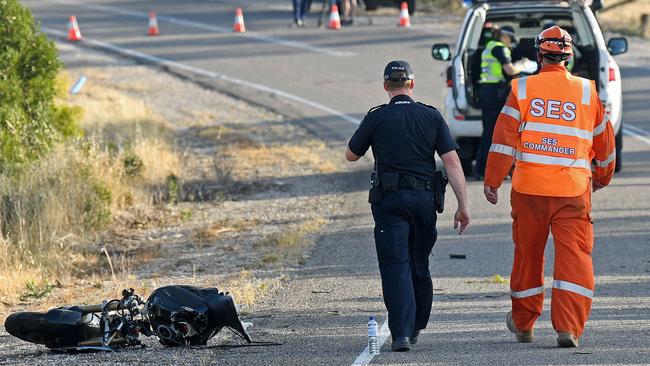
{"left": 233, "top": 8, "right": 246, "bottom": 33}
{"left": 398, "top": 2, "right": 410, "bottom": 27}
{"left": 148, "top": 11, "right": 160, "bottom": 36}
{"left": 328, "top": 4, "right": 341, "bottom": 30}
{"left": 67, "top": 15, "right": 82, "bottom": 41}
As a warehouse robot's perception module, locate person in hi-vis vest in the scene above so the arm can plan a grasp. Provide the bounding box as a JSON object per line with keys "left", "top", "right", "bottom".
{"left": 474, "top": 25, "right": 527, "bottom": 180}
{"left": 483, "top": 26, "right": 616, "bottom": 348}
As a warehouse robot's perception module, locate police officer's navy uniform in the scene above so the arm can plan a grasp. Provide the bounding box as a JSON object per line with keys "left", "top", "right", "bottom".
{"left": 348, "top": 78, "right": 458, "bottom": 341}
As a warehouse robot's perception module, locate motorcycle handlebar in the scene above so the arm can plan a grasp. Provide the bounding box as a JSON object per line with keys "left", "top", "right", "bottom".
{"left": 79, "top": 299, "right": 144, "bottom": 313}
{"left": 78, "top": 302, "right": 121, "bottom": 313}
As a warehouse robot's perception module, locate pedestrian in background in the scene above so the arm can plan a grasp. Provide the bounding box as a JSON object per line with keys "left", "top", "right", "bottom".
{"left": 484, "top": 26, "right": 616, "bottom": 347}
{"left": 292, "top": 0, "right": 309, "bottom": 27}
{"left": 346, "top": 60, "right": 470, "bottom": 352}
{"left": 341, "top": 0, "right": 357, "bottom": 26}
{"left": 474, "top": 25, "right": 526, "bottom": 180}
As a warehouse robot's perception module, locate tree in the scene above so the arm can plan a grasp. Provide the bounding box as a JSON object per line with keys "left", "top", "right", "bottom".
{"left": 0, "top": 0, "right": 79, "bottom": 171}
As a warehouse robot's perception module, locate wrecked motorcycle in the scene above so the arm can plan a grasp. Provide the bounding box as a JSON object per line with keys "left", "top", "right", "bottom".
{"left": 4, "top": 285, "right": 252, "bottom": 352}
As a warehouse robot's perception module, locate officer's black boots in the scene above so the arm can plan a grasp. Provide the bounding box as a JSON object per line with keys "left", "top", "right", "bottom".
{"left": 410, "top": 330, "right": 420, "bottom": 345}
{"left": 391, "top": 337, "right": 411, "bottom": 352}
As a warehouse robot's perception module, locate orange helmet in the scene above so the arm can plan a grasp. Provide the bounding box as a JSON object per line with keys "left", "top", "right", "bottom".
{"left": 535, "top": 26, "right": 573, "bottom": 60}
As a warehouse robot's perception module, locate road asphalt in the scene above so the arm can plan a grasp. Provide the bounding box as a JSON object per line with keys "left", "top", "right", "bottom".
{"left": 7, "top": 1, "right": 650, "bottom": 365}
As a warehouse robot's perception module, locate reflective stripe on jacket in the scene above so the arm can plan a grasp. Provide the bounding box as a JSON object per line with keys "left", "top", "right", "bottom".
{"left": 480, "top": 41, "right": 510, "bottom": 84}
{"left": 484, "top": 64, "right": 616, "bottom": 197}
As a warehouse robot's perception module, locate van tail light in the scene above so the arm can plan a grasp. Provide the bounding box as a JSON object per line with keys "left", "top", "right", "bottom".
{"left": 446, "top": 78, "right": 453, "bottom": 87}
{"left": 453, "top": 109, "right": 466, "bottom": 121}
{"left": 609, "top": 66, "right": 616, "bottom": 82}
{"left": 446, "top": 66, "right": 453, "bottom": 88}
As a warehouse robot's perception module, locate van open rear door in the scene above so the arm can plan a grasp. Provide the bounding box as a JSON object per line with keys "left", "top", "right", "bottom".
{"left": 452, "top": 5, "right": 487, "bottom": 113}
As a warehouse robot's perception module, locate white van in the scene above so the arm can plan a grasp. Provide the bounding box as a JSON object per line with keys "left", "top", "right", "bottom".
{"left": 431, "top": 0, "right": 628, "bottom": 174}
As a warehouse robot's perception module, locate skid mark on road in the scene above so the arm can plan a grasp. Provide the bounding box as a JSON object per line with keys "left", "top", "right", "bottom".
{"left": 351, "top": 318, "right": 390, "bottom": 366}
{"left": 623, "top": 125, "right": 650, "bottom": 146}
{"left": 49, "top": 0, "right": 355, "bottom": 57}
{"left": 43, "top": 28, "right": 359, "bottom": 125}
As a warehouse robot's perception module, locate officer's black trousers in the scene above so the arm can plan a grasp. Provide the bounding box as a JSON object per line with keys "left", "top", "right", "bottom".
{"left": 371, "top": 190, "right": 437, "bottom": 338}
{"left": 475, "top": 83, "right": 508, "bottom": 177}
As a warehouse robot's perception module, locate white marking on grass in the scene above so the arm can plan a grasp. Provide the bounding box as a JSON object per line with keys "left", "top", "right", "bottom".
{"left": 351, "top": 318, "right": 390, "bottom": 366}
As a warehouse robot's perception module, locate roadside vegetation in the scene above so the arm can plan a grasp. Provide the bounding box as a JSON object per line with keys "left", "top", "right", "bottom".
{"left": 0, "top": 0, "right": 338, "bottom": 315}
{"left": 0, "top": 0, "right": 182, "bottom": 307}
{"left": 600, "top": 1, "right": 650, "bottom": 36}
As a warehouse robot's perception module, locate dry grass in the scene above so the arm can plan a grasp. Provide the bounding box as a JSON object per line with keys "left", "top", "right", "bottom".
{"left": 0, "top": 143, "right": 126, "bottom": 273}
{"left": 258, "top": 218, "right": 328, "bottom": 249}
{"left": 69, "top": 70, "right": 171, "bottom": 133}
{"left": 600, "top": 1, "right": 650, "bottom": 36}
{"left": 257, "top": 218, "right": 328, "bottom": 265}
{"left": 193, "top": 219, "right": 259, "bottom": 246}
{"left": 229, "top": 141, "right": 339, "bottom": 179}
{"left": 0, "top": 268, "right": 44, "bottom": 306}
{"left": 0, "top": 250, "right": 145, "bottom": 319}
{"left": 0, "top": 70, "right": 185, "bottom": 309}
{"left": 196, "top": 123, "right": 340, "bottom": 180}
{"left": 131, "top": 138, "right": 181, "bottom": 184}
{"left": 67, "top": 69, "right": 181, "bottom": 185}
{"left": 221, "top": 270, "right": 277, "bottom": 308}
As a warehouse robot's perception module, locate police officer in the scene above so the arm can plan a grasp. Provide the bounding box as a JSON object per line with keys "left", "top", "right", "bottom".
{"left": 346, "top": 61, "right": 471, "bottom": 352}
{"left": 475, "top": 25, "right": 526, "bottom": 180}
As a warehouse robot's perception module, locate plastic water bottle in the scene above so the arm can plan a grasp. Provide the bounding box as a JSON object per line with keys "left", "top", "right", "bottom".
{"left": 368, "top": 316, "right": 379, "bottom": 355}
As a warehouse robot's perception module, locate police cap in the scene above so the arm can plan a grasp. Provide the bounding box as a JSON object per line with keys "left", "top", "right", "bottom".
{"left": 383, "top": 60, "right": 414, "bottom": 82}
{"left": 500, "top": 25, "right": 517, "bottom": 42}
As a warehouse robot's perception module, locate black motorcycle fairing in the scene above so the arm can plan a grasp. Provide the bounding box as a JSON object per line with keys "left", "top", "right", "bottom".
{"left": 204, "top": 290, "right": 252, "bottom": 343}
{"left": 146, "top": 285, "right": 252, "bottom": 347}
{"left": 4, "top": 307, "right": 101, "bottom": 349}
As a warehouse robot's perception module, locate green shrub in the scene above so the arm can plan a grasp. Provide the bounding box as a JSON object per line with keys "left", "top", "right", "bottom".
{"left": 166, "top": 174, "right": 180, "bottom": 203}
{"left": 0, "top": 0, "right": 80, "bottom": 171}
{"left": 21, "top": 279, "right": 54, "bottom": 300}
{"left": 83, "top": 179, "right": 113, "bottom": 229}
{"left": 0, "top": 143, "right": 119, "bottom": 272}
{"left": 123, "top": 151, "right": 144, "bottom": 178}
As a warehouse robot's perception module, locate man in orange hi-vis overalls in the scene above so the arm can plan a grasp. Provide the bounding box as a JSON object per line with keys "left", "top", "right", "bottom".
{"left": 483, "top": 26, "right": 616, "bottom": 348}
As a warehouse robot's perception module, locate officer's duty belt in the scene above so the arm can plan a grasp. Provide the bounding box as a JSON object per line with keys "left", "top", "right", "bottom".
{"left": 398, "top": 175, "right": 432, "bottom": 191}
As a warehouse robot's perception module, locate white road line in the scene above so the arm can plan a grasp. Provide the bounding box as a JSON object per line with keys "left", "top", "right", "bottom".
{"left": 623, "top": 126, "right": 650, "bottom": 146}
{"left": 43, "top": 28, "right": 359, "bottom": 125}
{"left": 48, "top": 0, "right": 355, "bottom": 57}
{"left": 351, "top": 318, "right": 390, "bottom": 366}
{"left": 624, "top": 124, "right": 650, "bottom": 136}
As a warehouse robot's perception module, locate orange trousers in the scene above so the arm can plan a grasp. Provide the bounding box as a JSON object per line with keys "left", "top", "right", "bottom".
{"left": 510, "top": 187, "right": 594, "bottom": 338}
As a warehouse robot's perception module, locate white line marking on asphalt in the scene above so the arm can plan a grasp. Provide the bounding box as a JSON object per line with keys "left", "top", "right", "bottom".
{"left": 351, "top": 318, "right": 390, "bottom": 366}
{"left": 49, "top": 0, "right": 355, "bottom": 57}
{"left": 623, "top": 126, "right": 650, "bottom": 146}
{"left": 623, "top": 124, "right": 648, "bottom": 135}
{"left": 42, "top": 28, "right": 360, "bottom": 125}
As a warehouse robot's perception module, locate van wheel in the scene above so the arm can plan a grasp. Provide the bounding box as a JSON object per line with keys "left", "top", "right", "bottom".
{"left": 614, "top": 126, "right": 623, "bottom": 173}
